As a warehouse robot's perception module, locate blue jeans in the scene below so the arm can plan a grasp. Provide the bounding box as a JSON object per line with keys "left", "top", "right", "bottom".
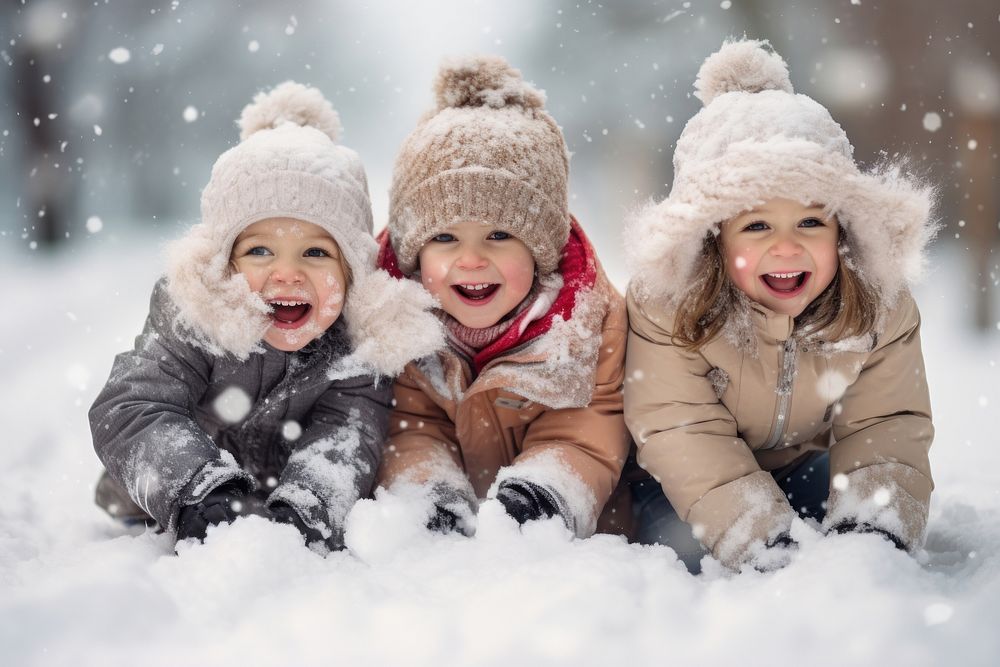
{"left": 631, "top": 450, "right": 830, "bottom": 573}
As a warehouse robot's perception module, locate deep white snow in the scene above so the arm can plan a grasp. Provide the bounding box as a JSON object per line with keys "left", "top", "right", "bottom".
{"left": 0, "top": 239, "right": 998, "bottom": 666}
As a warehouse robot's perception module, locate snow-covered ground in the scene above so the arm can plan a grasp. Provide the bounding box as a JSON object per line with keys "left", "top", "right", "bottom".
{"left": 1, "top": 236, "right": 998, "bottom": 666}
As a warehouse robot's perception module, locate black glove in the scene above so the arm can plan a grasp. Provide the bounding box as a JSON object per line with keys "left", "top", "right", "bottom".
{"left": 175, "top": 483, "right": 247, "bottom": 542}
{"left": 425, "top": 482, "right": 476, "bottom": 537}
{"left": 495, "top": 479, "right": 561, "bottom": 526}
{"left": 749, "top": 531, "right": 799, "bottom": 573}
{"left": 269, "top": 502, "right": 327, "bottom": 547}
{"left": 830, "top": 520, "right": 907, "bottom": 551}
{"left": 427, "top": 504, "right": 461, "bottom": 534}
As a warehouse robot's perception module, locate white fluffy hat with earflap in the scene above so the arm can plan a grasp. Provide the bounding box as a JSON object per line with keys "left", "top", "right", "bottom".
{"left": 165, "top": 81, "right": 443, "bottom": 375}
{"left": 625, "top": 39, "right": 937, "bottom": 316}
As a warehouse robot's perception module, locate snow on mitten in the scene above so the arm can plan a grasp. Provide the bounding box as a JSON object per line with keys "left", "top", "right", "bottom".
{"left": 495, "top": 478, "right": 561, "bottom": 525}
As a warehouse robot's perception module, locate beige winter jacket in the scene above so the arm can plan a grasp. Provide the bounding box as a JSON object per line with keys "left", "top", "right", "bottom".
{"left": 625, "top": 288, "right": 933, "bottom": 568}
{"left": 376, "top": 225, "right": 632, "bottom": 537}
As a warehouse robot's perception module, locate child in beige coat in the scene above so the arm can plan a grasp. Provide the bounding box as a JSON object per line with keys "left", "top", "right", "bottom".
{"left": 624, "top": 39, "right": 936, "bottom": 573}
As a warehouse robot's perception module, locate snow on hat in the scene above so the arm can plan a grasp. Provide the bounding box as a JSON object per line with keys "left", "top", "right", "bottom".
{"left": 625, "top": 39, "right": 936, "bottom": 312}
{"left": 165, "top": 81, "right": 443, "bottom": 373}
{"left": 387, "top": 55, "right": 571, "bottom": 276}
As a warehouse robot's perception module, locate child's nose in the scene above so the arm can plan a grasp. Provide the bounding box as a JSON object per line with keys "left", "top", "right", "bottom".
{"left": 769, "top": 235, "right": 803, "bottom": 257}
{"left": 455, "top": 246, "right": 489, "bottom": 270}
{"left": 269, "top": 258, "right": 305, "bottom": 283}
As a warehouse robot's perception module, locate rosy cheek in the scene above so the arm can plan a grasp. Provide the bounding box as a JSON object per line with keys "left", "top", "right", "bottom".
{"left": 319, "top": 273, "right": 344, "bottom": 317}
{"left": 420, "top": 260, "right": 449, "bottom": 294}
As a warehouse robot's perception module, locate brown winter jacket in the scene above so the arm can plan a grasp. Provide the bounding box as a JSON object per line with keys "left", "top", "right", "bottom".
{"left": 376, "top": 222, "right": 632, "bottom": 537}
{"left": 625, "top": 288, "right": 933, "bottom": 568}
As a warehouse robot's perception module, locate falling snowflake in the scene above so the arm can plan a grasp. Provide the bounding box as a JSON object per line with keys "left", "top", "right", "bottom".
{"left": 922, "top": 112, "right": 942, "bottom": 132}
{"left": 213, "top": 386, "right": 252, "bottom": 424}
{"left": 832, "top": 473, "right": 849, "bottom": 491}
{"left": 108, "top": 47, "right": 131, "bottom": 64}
{"left": 282, "top": 420, "right": 303, "bottom": 441}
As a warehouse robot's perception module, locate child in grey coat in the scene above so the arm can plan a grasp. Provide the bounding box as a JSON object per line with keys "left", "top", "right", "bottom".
{"left": 90, "top": 82, "right": 443, "bottom": 552}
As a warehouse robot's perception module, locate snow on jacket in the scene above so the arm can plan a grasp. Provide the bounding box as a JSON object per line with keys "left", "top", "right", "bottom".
{"left": 625, "top": 288, "right": 934, "bottom": 567}
{"left": 90, "top": 279, "right": 392, "bottom": 547}
{"left": 375, "top": 220, "right": 632, "bottom": 537}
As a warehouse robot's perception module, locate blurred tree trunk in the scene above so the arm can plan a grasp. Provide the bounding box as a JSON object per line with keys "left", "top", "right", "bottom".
{"left": 7, "top": 0, "right": 76, "bottom": 248}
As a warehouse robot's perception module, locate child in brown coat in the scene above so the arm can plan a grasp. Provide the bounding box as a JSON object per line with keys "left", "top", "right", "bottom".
{"left": 375, "top": 56, "right": 631, "bottom": 538}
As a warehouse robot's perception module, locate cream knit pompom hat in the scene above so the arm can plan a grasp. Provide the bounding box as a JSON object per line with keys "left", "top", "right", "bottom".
{"left": 388, "top": 55, "right": 571, "bottom": 276}
{"left": 626, "top": 39, "right": 936, "bottom": 313}
{"left": 165, "top": 81, "right": 443, "bottom": 373}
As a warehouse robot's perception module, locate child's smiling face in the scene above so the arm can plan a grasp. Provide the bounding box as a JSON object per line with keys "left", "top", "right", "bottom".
{"left": 417, "top": 220, "right": 535, "bottom": 329}
{"left": 231, "top": 217, "right": 348, "bottom": 351}
{"left": 720, "top": 197, "right": 840, "bottom": 318}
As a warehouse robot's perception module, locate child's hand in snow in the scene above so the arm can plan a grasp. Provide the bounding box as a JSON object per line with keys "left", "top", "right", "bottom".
{"left": 270, "top": 502, "right": 328, "bottom": 548}
{"left": 175, "top": 483, "right": 248, "bottom": 543}
{"left": 746, "top": 532, "right": 799, "bottom": 573}
{"left": 829, "top": 520, "right": 907, "bottom": 551}
{"left": 494, "top": 479, "right": 560, "bottom": 525}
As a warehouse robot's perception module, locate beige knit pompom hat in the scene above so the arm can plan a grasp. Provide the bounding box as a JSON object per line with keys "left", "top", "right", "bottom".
{"left": 625, "top": 39, "right": 936, "bottom": 314}
{"left": 164, "top": 81, "right": 444, "bottom": 373}
{"left": 388, "top": 55, "right": 571, "bottom": 276}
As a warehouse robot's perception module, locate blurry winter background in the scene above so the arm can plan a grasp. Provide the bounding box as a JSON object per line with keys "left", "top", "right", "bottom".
{"left": 1, "top": 0, "right": 998, "bottom": 665}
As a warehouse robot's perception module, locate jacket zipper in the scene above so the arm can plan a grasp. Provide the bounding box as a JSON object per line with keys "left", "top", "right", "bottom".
{"left": 762, "top": 338, "right": 797, "bottom": 450}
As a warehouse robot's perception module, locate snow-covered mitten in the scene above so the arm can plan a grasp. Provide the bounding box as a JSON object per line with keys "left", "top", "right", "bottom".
{"left": 495, "top": 479, "right": 560, "bottom": 526}
{"left": 746, "top": 532, "right": 799, "bottom": 573}
{"left": 175, "top": 483, "right": 248, "bottom": 542}
{"left": 829, "top": 520, "right": 907, "bottom": 551}
{"left": 426, "top": 482, "right": 477, "bottom": 537}
{"left": 269, "top": 502, "right": 328, "bottom": 548}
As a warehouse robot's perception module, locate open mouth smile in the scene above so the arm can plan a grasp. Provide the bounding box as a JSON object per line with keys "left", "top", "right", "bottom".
{"left": 268, "top": 299, "right": 313, "bottom": 329}
{"left": 759, "top": 271, "right": 811, "bottom": 298}
{"left": 451, "top": 282, "right": 500, "bottom": 306}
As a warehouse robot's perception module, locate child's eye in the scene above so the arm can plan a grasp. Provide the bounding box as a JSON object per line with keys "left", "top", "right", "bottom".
{"left": 799, "top": 217, "right": 825, "bottom": 228}
{"left": 304, "top": 247, "right": 331, "bottom": 258}
{"left": 487, "top": 231, "right": 512, "bottom": 241}
{"left": 431, "top": 233, "right": 456, "bottom": 243}
{"left": 744, "top": 221, "right": 769, "bottom": 232}
{"left": 247, "top": 246, "right": 272, "bottom": 256}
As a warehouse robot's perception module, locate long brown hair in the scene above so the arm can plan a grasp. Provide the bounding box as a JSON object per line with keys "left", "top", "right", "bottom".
{"left": 671, "top": 228, "right": 878, "bottom": 350}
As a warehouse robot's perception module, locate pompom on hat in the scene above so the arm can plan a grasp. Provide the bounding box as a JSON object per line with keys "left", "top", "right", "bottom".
{"left": 387, "top": 55, "right": 571, "bottom": 276}
{"left": 165, "top": 81, "right": 443, "bottom": 373}
{"left": 625, "top": 39, "right": 937, "bottom": 314}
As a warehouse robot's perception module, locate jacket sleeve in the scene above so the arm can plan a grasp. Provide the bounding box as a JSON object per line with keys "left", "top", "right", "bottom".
{"left": 89, "top": 279, "right": 255, "bottom": 531}
{"left": 501, "top": 297, "right": 631, "bottom": 538}
{"left": 623, "top": 288, "right": 794, "bottom": 567}
{"left": 267, "top": 373, "right": 392, "bottom": 550}
{"left": 824, "top": 291, "right": 934, "bottom": 550}
{"left": 375, "top": 361, "right": 474, "bottom": 500}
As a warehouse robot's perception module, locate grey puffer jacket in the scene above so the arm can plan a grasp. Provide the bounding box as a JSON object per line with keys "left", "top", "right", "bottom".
{"left": 90, "top": 279, "right": 392, "bottom": 548}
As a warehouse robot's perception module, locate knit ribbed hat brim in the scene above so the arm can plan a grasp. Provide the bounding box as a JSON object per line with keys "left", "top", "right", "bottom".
{"left": 391, "top": 167, "right": 568, "bottom": 275}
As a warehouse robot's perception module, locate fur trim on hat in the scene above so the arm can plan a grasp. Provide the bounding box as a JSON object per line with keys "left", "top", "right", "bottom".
{"left": 342, "top": 269, "right": 445, "bottom": 378}
{"left": 238, "top": 81, "right": 343, "bottom": 142}
{"left": 165, "top": 226, "right": 445, "bottom": 376}
{"left": 625, "top": 39, "right": 937, "bottom": 321}
{"left": 164, "top": 224, "right": 270, "bottom": 359}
